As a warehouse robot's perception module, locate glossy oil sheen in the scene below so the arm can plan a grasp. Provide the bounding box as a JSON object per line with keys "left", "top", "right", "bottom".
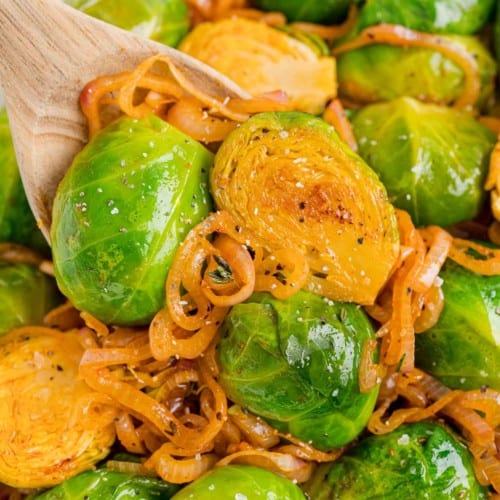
{"left": 217, "top": 291, "right": 379, "bottom": 451}
{"left": 337, "top": 35, "right": 496, "bottom": 109}
{"left": 51, "top": 115, "right": 213, "bottom": 325}
{"left": 352, "top": 97, "right": 496, "bottom": 226}
{"left": 304, "top": 423, "right": 488, "bottom": 499}
{"left": 356, "top": 0, "right": 496, "bottom": 34}
{"left": 32, "top": 469, "right": 179, "bottom": 499}
{"left": 172, "top": 465, "right": 305, "bottom": 499}
{"left": 415, "top": 259, "right": 500, "bottom": 390}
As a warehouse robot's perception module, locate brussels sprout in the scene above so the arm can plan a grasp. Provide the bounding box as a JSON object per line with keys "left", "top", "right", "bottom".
{"left": 172, "top": 465, "right": 305, "bottom": 499}
{"left": 415, "top": 259, "right": 500, "bottom": 390}
{"left": 32, "top": 469, "right": 179, "bottom": 499}
{"left": 217, "top": 291, "right": 379, "bottom": 451}
{"left": 251, "top": 0, "right": 350, "bottom": 24}
{"left": 51, "top": 115, "right": 213, "bottom": 325}
{"left": 65, "top": 0, "right": 189, "bottom": 47}
{"left": 0, "top": 261, "right": 62, "bottom": 335}
{"left": 336, "top": 34, "right": 496, "bottom": 109}
{"left": 211, "top": 111, "right": 400, "bottom": 306}
{"left": 356, "top": 0, "right": 496, "bottom": 35}
{"left": 303, "top": 422, "right": 488, "bottom": 499}
{"left": 0, "top": 328, "right": 116, "bottom": 488}
{"left": 0, "top": 109, "right": 49, "bottom": 253}
{"left": 352, "top": 97, "right": 496, "bottom": 227}
{"left": 179, "top": 18, "right": 336, "bottom": 115}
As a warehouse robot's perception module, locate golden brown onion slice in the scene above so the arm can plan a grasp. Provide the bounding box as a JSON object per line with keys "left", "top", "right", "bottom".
{"left": 179, "top": 18, "right": 336, "bottom": 115}
{"left": 211, "top": 111, "right": 400, "bottom": 304}
{"left": 0, "top": 327, "right": 116, "bottom": 488}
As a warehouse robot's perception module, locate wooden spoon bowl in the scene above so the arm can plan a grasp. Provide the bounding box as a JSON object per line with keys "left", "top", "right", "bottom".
{"left": 0, "top": 0, "right": 247, "bottom": 241}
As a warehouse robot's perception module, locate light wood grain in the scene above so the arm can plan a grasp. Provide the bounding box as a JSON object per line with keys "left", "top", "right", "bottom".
{"left": 0, "top": 0, "right": 247, "bottom": 242}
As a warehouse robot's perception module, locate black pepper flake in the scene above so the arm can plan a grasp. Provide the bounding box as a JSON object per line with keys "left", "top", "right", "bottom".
{"left": 357, "top": 237, "right": 364, "bottom": 244}
{"left": 299, "top": 217, "right": 305, "bottom": 223}
{"left": 299, "top": 201, "right": 306, "bottom": 210}
{"left": 406, "top": 287, "right": 412, "bottom": 295}
{"left": 56, "top": 364, "right": 64, "bottom": 372}
{"left": 480, "top": 384, "right": 488, "bottom": 393}
{"left": 235, "top": 225, "right": 242, "bottom": 233}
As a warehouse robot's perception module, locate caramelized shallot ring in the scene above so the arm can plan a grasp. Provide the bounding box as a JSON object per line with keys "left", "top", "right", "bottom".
{"left": 323, "top": 98, "right": 358, "bottom": 151}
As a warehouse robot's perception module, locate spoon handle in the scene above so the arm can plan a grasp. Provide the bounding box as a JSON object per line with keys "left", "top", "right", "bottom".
{"left": 0, "top": 0, "right": 171, "bottom": 241}
{"left": 0, "top": 0, "right": 247, "bottom": 242}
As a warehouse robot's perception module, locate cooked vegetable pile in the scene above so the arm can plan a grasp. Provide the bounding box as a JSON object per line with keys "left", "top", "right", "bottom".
{"left": 0, "top": 0, "right": 499, "bottom": 498}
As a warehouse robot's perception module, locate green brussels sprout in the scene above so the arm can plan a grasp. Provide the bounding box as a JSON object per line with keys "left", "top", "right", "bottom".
{"left": 217, "top": 291, "right": 379, "bottom": 451}
{"left": 51, "top": 115, "right": 213, "bottom": 326}
{"left": 352, "top": 97, "right": 496, "bottom": 227}
{"left": 0, "top": 110, "right": 48, "bottom": 253}
{"left": 0, "top": 261, "right": 62, "bottom": 335}
{"left": 251, "top": 0, "right": 350, "bottom": 24}
{"left": 356, "top": 0, "right": 496, "bottom": 35}
{"left": 415, "top": 259, "right": 500, "bottom": 390}
{"left": 336, "top": 34, "right": 496, "bottom": 109}
{"left": 172, "top": 465, "right": 305, "bottom": 499}
{"left": 303, "top": 422, "right": 488, "bottom": 499}
{"left": 31, "top": 469, "right": 179, "bottom": 499}
{"left": 64, "top": 0, "right": 189, "bottom": 47}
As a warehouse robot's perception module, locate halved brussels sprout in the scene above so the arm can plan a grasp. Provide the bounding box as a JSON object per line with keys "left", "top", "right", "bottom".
{"left": 217, "top": 291, "right": 379, "bottom": 451}
{"left": 0, "top": 109, "right": 48, "bottom": 253}
{"left": 211, "top": 111, "right": 399, "bottom": 305}
{"left": 356, "top": 0, "right": 496, "bottom": 35}
{"left": 0, "top": 261, "right": 62, "bottom": 335}
{"left": 251, "top": 0, "right": 350, "bottom": 24}
{"left": 179, "top": 18, "right": 336, "bottom": 114}
{"left": 415, "top": 259, "right": 500, "bottom": 390}
{"left": 32, "top": 468, "right": 179, "bottom": 499}
{"left": 336, "top": 34, "right": 496, "bottom": 109}
{"left": 303, "top": 422, "right": 488, "bottom": 499}
{"left": 172, "top": 465, "right": 306, "bottom": 499}
{"left": 0, "top": 328, "right": 116, "bottom": 488}
{"left": 352, "top": 97, "right": 496, "bottom": 227}
{"left": 65, "top": 0, "right": 189, "bottom": 47}
{"left": 51, "top": 115, "right": 213, "bottom": 325}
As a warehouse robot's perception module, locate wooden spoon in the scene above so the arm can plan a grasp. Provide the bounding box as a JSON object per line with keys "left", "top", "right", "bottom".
{"left": 0, "top": 0, "right": 248, "bottom": 242}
